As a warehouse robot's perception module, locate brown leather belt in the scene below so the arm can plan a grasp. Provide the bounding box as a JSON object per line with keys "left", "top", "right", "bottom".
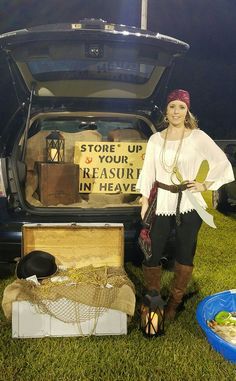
{"left": 156, "top": 181, "right": 189, "bottom": 226}
{"left": 156, "top": 181, "right": 188, "bottom": 193}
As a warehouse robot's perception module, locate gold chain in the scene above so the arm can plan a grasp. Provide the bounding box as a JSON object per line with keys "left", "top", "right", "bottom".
{"left": 160, "top": 127, "right": 185, "bottom": 175}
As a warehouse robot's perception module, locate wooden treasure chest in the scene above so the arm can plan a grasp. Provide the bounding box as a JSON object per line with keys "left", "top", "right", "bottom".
{"left": 11, "top": 223, "right": 135, "bottom": 338}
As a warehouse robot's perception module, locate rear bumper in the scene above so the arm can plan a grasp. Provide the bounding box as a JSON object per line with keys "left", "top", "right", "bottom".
{"left": 0, "top": 228, "right": 22, "bottom": 262}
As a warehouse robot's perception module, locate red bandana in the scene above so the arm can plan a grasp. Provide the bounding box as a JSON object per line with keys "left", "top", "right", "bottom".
{"left": 167, "top": 89, "right": 190, "bottom": 109}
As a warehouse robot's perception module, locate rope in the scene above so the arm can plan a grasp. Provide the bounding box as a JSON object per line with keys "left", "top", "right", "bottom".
{"left": 17, "top": 266, "right": 134, "bottom": 335}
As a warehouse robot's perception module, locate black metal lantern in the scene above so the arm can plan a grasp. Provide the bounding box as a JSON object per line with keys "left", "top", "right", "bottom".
{"left": 140, "top": 291, "right": 165, "bottom": 337}
{"left": 46, "top": 131, "right": 65, "bottom": 163}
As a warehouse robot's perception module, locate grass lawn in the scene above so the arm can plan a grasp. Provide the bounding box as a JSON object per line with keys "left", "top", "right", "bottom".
{"left": 0, "top": 205, "right": 235, "bottom": 380}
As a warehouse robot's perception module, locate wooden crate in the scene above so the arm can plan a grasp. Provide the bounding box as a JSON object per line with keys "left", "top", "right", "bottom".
{"left": 13, "top": 222, "right": 128, "bottom": 338}
{"left": 36, "top": 162, "right": 79, "bottom": 206}
{"left": 22, "top": 223, "right": 124, "bottom": 268}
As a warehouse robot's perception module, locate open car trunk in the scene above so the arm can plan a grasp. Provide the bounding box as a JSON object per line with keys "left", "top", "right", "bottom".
{"left": 0, "top": 20, "right": 189, "bottom": 214}
{"left": 22, "top": 111, "right": 154, "bottom": 209}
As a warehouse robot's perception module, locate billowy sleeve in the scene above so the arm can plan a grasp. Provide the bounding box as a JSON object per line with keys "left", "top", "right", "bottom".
{"left": 136, "top": 135, "right": 156, "bottom": 198}
{"left": 197, "top": 130, "right": 235, "bottom": 191}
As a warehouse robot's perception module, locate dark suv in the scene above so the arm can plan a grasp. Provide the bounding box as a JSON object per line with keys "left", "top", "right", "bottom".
{"left": 0, "top": 19, "right": 189, "bottom": 268}
{"left": 212, "top": 140, "right": 236, "bottom": 210}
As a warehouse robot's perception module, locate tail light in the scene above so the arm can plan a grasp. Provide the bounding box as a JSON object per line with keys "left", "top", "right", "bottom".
{"left": 0, "top": 161, "right": 6, "bottom": 197}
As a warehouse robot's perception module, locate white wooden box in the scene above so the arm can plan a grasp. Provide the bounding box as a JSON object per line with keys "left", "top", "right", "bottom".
{"left": 12, "top": 222, "right": 131, "bottom": 338}
{"left": 12, "top": 300, "right": 127, "bottom": 338}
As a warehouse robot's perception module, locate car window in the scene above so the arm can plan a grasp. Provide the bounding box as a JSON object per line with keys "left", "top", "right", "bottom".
{"left": 21, "top": 41, "right": 170, "bottom": 85}
{"left": 35, "top": 117, "right": 152, "bottom": 140}
{"left": 27, "top": 59, "right": 155, "bottom": 84}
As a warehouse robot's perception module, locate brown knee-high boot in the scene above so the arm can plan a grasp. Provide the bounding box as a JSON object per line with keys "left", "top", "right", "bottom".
{"left": 142, "top": 265, "right": 162, "bottom": 293}
{"left": 165, "top": 262, "right": 193, "bottom": 320}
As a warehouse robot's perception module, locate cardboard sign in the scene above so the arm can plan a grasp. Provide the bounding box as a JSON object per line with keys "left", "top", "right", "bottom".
{"left": 74, "top": 142, "right": 147, "bottom": 193}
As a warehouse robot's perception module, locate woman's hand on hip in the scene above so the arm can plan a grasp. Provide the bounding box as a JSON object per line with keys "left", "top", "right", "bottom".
{"left": 187, "top": 180, "right": 207, "bottom": 192}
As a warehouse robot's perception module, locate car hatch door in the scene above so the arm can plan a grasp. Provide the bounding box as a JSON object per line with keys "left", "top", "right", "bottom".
{"left": 0, "top": 21, "right": 189, "bottom": 111}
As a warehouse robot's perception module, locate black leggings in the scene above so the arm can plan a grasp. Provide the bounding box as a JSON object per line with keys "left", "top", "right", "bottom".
{"left": 146, "top": 210, "right": 202, "bottom": 267}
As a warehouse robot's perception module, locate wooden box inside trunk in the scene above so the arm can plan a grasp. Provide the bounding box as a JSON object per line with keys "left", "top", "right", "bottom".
{"left": 36, "top": 162, "right": 79, "bottom": 206}
{"left": 22, "top": 223, "right": 124, "bottom": 268}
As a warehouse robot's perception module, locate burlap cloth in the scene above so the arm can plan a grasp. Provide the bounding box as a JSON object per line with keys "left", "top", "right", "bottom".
{"left": 25, "top": 129, "right": 140, "bottom": 207}
{"left": 2, "top": 266, "right": 136, "bottom": 322}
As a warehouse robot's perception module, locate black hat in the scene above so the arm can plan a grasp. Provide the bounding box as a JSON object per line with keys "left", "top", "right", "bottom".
{"left": 16, "top": 250, "right": 57, "bottom": 279}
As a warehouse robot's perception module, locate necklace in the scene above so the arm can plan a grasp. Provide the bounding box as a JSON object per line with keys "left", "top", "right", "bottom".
{"left": 160, "top": 127, "right": 185, "bottom": 175}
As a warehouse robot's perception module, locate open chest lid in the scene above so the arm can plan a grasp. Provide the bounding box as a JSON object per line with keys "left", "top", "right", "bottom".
{"left": 0, "top": 19, "right": 189, "bottom": 106}
{"left": 22, "top": 222, "right": 124, "bottom": 268}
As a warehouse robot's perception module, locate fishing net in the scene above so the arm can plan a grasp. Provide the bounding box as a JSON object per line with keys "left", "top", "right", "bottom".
{"left": 15, "top": 265, "right": 135, "bottom": 333}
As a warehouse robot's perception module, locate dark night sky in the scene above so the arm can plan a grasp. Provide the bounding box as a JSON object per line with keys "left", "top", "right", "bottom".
{"left": 0, "top": 0, "right": 236, "bottom": 138}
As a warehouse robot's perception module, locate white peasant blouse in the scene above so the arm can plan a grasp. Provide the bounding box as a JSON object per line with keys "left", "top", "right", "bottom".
{"left": 136, "top": 129, "right": 235, "bottom": 216}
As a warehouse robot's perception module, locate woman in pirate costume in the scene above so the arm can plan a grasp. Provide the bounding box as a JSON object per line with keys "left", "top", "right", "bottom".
{"left": 137, "top": 89, "right": 234, "bottom": 320}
